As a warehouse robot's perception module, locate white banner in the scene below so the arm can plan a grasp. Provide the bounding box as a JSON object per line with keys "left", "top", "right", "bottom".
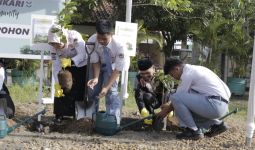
{"left": 31, "top": 15, "right": 56, "bottom": 45}
{"left": 115, "top": 21, "right": 138, "bottom": 56}
{"left": 0, "top": 0, "right": 64, "bottom": 58}
{"left": 0, "top": 23, "right": 31, "bottom": 39}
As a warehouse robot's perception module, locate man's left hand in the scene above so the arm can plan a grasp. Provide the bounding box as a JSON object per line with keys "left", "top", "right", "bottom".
{"left": 97, "top": 87, "right": 109, "bottom": 99}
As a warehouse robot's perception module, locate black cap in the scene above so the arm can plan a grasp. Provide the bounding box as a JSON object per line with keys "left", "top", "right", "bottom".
{"left": 137, "top": 59, "right": 153, "bottom": 71}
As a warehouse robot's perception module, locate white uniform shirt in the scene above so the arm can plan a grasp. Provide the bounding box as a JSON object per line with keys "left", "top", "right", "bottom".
{"left": 176, "top": 64, "right": 231, "bottom": 101}
{"left": 87, "top": 34, "right": 125, "bottom": 71}
{"left": 0, "top": 67, "right": 4, "bottom": 91}
{"left": 51, "top": 30, "right": 86, "bottom": 83}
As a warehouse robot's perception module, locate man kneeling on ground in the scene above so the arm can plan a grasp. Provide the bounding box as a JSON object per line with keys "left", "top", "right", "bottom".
{"left": 157, "top": 58, "right": 230, "bottom": 140}
{"left": 134, "top": 59, "right": 166, "bottom": 125}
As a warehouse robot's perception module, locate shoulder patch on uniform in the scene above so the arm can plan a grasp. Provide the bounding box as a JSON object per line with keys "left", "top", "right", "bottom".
{"left": 119, "top": 53, "right": 124, "bottom": 58}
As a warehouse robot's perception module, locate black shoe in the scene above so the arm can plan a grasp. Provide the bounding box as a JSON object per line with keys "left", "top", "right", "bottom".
{"left": 176, "top": 128, "right": 204, "bottom": 140}
{"left": 205, "top": 122, "right": 228, "bottom": 137}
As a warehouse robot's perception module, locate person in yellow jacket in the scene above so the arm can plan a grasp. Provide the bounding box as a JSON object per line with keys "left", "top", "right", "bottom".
{"left": 48, "top": 24, "right": 87, "bottom": 123}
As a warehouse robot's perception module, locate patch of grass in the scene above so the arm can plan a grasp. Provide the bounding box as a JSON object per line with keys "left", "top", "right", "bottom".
{"left": 98, "top": 94, "right": 138, "bottom": 113}
{"left": 123, "top": 95, "right": 137, "bottom": 112}
{"left": 229, "top": 96, "right": 248, "bottom": 121}
{"left": 8, "top": 83, "right": 39, "bottom": 103}
{"left": 115, "top": 80, "right": 137, "bottom": 112}
{"left": 7, "top": 80, "right": 52, "bottom": 104}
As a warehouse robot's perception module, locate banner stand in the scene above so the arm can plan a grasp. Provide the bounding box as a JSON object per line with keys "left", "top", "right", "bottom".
{"left": 37, "top": 50, "right": 44, "bottom": 121}
{"left": 30, "top": 43, "right": 54, "bottom": 121}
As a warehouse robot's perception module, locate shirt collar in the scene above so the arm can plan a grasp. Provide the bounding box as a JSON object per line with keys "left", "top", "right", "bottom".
{"left": 98, "top": 38, "right": 113, "bottom": 50}
{"left": 180, "top": 64, "right": 188, "bottom": 80}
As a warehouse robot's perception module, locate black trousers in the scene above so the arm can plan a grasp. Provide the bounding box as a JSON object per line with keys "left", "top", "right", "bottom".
{"left": 54, "top": 65, "right": 87, "bottom": 117}
{"left": 136, "top": 92, "right": 161, "bottom": 114}
{"left": 0, "top": 83, "right": 15, "bottom": 118}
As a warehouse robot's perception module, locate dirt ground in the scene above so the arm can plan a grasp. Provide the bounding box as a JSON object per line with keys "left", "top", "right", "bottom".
{"left": 0, "top": 102, "right": 254, "bottom": 150}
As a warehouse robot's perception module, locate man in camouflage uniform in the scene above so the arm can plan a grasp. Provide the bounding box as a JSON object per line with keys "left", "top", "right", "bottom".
{"left": 134, "top": 59, "right": 165, "bottom": 124}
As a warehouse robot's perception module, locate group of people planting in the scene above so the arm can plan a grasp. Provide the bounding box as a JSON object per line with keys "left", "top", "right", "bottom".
{"left": 0, "top": 19, "right": 231, "bottom": 140}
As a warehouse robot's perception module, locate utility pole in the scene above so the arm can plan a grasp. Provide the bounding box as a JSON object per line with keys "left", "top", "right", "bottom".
{"left": 245, "top": 31, "right": 255, "bottom": 147}
{"left": 121, "top": 0, "right": 133, "bottom": 106}
{"left": 126, "top": 0, "right": 132, "bottom": 22}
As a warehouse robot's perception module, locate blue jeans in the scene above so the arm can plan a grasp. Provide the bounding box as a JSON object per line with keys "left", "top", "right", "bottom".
{"left": 170, "top": 92, "right": 228, "bottom": 130}
{"left": 89, "top": 65, "right": 121, "bottom": 124}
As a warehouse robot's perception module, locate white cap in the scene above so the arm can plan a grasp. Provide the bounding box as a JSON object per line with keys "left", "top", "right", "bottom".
{"left": 48, "top": 24, "right": 62, "bottom": 43}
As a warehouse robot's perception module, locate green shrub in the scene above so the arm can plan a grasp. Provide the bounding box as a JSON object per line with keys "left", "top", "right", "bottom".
{"left": 8, "top": 83, "right": 39, "bottom": 103}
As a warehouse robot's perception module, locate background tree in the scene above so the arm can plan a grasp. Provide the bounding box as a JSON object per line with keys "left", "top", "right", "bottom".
{"left": 183, "top": 0, "right": 255, "bottom": 76}
{"left": 58, "top": 0, "right": 100, "bottom": 28}
{"left": 59, "top": 0, "right": 255, "bottom": 75}
{"left": 130, "top": 0, "right": 192, "bottom": 56}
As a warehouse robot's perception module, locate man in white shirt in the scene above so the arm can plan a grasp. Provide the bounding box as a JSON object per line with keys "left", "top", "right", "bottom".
{"left": 87, "top": 20, "right": 125, "bottom": 125}
{"left": 157, "top": 58, "right": 230, "bottom": 140}
{"left": 0, "top": 61, "right": 6, "bottom": 117}
{"left": 0, "top": 61, "right": 4, "bottom": 91}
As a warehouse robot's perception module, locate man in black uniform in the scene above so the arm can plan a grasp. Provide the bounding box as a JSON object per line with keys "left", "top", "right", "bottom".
{"left": 0, "top": 60, "right": 15, "bottom": 118}
{"left": 134, "top": 59, "right": 165, "bottom": 125}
